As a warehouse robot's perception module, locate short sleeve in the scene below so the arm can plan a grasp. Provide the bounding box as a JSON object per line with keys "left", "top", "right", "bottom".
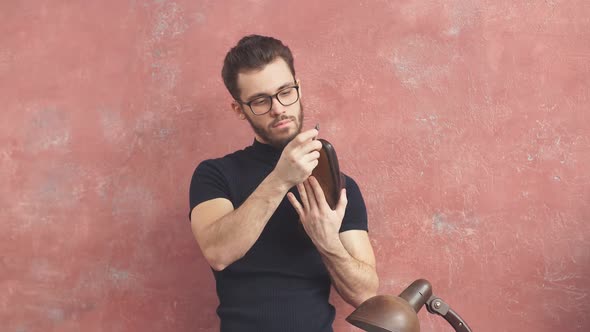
{"left": 339, "top": 175, "right": 368, "bottom": 233}
{"left": 188, "top": 160, "right": 232, "bottom": 220}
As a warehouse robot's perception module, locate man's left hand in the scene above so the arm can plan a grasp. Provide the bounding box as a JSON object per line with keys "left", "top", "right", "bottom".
{"left": 287, "top": 176, "right": 348, "bottom": 253}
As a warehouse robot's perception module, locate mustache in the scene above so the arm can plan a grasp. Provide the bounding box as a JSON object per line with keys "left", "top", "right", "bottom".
{"left": 269, "top": 115, "right": 296, "bottom": 128}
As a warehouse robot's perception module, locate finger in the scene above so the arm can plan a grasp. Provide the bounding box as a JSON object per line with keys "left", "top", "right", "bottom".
{"left": 306, "top": 159, "right": 319, "bottom": 174}
{"left": 291, "top": 129, "right": 319, "bottom": 148}
{"left": 309, "top": 176, "right": 330, "bottom": 209}
{"left": 336, "top": 188, "right": 348, "bottom": 215}
{"left": 302, "top": 150, "right": 320, "bottom": 163}
{"left": 287, "top": 134, "right": 321, "bottom": 161}
{"left": 287, "top": 192, "right": 304, "bottom": 216}
{"left": 297, "top": 182, "right": 309, "bottom": 211}
{"left": 303, "top": 179, "right": 318, "bottom": 211}
{"left": 300, "top": 139, "right": 322, "bottom": 154}
{"left": 300, "top": 128, "right": 319, "bottom": 141}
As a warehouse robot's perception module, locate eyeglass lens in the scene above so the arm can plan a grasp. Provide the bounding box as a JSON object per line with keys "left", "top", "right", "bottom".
{"left": 250, "top": 86, "right": 299, "bottom": 114}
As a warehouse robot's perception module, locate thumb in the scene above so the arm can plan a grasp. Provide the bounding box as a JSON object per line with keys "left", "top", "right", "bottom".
{"left": 336, "top": 188, "right": 348, "bottom": 213}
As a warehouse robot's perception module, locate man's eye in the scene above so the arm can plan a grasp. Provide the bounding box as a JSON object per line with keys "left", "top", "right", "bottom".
{"left": 251, "top": 98, "right": 269, "bottom": 106}
{"left": 279, "top": 89, "right": 294, "bottom": 97}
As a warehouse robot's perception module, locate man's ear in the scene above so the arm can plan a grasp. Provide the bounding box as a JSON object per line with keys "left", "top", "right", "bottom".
{"left": 231, "top": 101, "right": 246, "bottom": 120}
{"left": 296, "top": 79, "right": 302, "bottom": 98}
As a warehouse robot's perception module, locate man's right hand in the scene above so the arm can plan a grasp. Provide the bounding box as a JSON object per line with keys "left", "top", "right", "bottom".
{"left": 273, "top": 128, "right": 322, "bottom": 188}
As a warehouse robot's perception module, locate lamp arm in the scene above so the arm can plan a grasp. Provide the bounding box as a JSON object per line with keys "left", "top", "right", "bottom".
{"left": 425, "top": 296, "right": 472, "bottom": 332}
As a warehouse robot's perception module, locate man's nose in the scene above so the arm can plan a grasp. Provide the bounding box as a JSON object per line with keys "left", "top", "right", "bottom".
{"left": 269, "top": 96, "right": 287, "bottom": 116}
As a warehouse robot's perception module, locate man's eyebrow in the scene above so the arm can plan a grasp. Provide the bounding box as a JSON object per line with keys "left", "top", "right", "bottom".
{"left": 245, "top": 82, "right": 295, "bottom": 101}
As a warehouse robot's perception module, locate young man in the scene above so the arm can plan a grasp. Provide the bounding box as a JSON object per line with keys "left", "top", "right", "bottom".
{"left": 189, "top": 35, "right": 378, "bottom": 332}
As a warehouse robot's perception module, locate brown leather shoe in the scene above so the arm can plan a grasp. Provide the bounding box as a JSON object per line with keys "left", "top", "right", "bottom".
{"left": 312, "top": 139, "right": 345, "bottom": 210}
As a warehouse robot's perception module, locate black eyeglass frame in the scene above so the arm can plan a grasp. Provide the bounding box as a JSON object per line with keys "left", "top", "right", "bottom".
{"left": 237, "top": 84, "right": 300, "bottom": 116}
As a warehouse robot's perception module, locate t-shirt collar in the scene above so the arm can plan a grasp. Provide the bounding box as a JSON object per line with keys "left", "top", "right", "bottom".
{"left": 251, "top": 138, "right": 282, "bottom": 162}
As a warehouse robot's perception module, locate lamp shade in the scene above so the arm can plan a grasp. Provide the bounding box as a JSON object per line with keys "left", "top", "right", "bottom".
{"left": 345, "top": 295, "right": 420, "bottom": 332}
{"left": 346, "top": 279, "right": 434, "bottom": 332}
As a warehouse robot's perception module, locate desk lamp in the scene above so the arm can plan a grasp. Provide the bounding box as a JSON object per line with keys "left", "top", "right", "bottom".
{"left": 346, "top": 279, "right": 472, "bottom": 332}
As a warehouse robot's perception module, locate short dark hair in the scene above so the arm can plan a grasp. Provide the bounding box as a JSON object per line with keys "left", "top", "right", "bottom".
{"left": 221, "top": 35, "right": 296, "bottom": 101}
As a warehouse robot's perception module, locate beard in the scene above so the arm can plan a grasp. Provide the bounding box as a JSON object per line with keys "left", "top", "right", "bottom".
{"left": 245, "top": 103, "right": 304, "bottom": 149}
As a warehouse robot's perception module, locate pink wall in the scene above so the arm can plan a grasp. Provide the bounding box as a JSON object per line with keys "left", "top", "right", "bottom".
{"left": 2, "top": 1, "right": 589, "bottom": 331}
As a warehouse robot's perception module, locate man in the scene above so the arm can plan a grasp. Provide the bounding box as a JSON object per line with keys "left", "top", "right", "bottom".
{"left": 188, "top": 35, "right": 378, "bottom": 332}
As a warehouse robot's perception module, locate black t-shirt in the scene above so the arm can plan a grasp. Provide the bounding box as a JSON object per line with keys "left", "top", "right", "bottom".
{"left": 189, "top": 139, "right": 368, "bottom": 332}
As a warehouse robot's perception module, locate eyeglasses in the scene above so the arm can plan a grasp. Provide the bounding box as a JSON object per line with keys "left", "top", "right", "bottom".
{"left": 238, "top": 85, "right": 300, "bottom": 116}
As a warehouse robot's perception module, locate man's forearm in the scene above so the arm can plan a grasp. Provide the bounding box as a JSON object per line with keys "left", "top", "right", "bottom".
{"left": 319, "top": 242, "right": 379, "bottom": 307}
{"left": 200, "top": 171, "right": 289, "bottom": 270}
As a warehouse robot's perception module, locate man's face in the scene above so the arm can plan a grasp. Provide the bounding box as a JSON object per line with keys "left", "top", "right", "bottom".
{"left": 234, "top": 58, "right": 303, "bottom": 149}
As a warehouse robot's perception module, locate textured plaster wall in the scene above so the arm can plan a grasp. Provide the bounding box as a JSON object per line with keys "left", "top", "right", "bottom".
{"left": 1, "top": 0, "right": 589, "bottom": 331}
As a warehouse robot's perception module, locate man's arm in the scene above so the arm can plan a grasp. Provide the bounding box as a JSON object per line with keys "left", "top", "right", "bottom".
{"left": 191, "top": 129, "right": 322, "bottom": 271}
{"left": 287, "top": 176, "right": 379, "bottom": 307}
{"left": 191, "top": 172, "right": 290, "bottom": 271}
{"left": 319, "top": 230, "right": 379, "bottom": 307}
